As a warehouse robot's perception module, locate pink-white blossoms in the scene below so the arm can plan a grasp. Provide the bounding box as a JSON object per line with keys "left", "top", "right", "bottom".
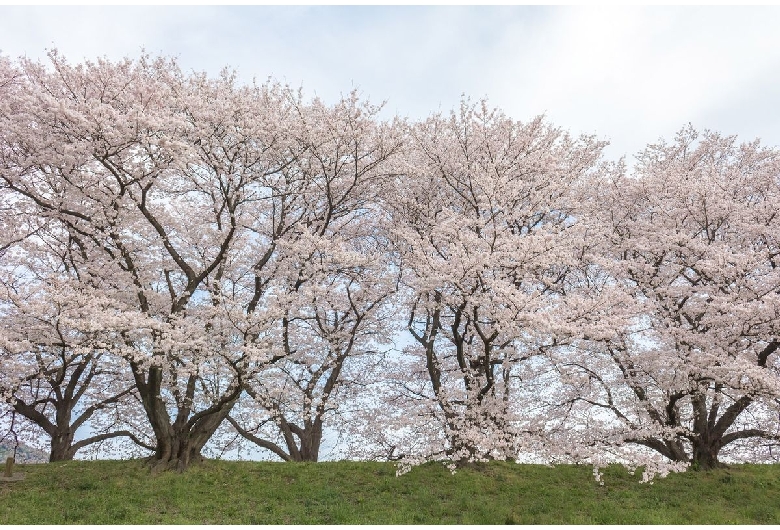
{"left": 385, "top": 100, "right": 606, "bottom": 466}
{"left": 2, "top": 51, "right": 779, "bottom": 479}
{"left": 557, "top": 127, "right": 780, "bottom": 472}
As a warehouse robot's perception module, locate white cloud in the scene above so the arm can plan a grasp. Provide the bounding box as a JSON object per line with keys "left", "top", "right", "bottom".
{"left": 1, "top": 6, "right": 779, "bottom": 160}
{"left": 483, "top": 7, "right": 780, "bottom": 159}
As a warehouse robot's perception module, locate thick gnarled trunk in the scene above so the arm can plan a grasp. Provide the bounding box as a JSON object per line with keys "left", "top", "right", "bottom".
{"left": 144, "top": 401, "right": 240, "bottom": 471}
{"left": 691, "top": 441, "right": 724, "bottom": 471}
{"left": 49, "top": 431, "right": 77, "bottom": 462}
{"left": 150, "top": 433, "right": 206, "bottom": 471}
{"left": 296, "top": 426, "right": 322, "bottom": 462}
{"left": 136, "top": 366, "right": 241, "bottom": 471}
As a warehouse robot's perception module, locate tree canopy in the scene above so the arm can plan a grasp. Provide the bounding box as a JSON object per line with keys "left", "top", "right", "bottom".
{"left": 1, "top": 52, "right": 778, "bottom": 478}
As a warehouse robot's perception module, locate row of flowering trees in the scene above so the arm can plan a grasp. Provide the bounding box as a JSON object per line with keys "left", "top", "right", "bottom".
{"left": 1, "top": 52, "right": 779, "bottom": 475}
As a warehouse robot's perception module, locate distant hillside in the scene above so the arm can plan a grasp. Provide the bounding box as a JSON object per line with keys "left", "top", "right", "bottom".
{"left": 0, "top": 441, "right": 48, "bottom": 463}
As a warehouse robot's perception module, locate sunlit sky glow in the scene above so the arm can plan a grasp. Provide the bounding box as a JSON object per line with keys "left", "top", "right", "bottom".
{"left": 2, "top": 5, "right": 780, "bottom": 162}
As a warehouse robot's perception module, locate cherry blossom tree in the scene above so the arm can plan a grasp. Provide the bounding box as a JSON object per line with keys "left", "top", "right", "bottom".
{"left": 0, "top": 199, "right": 152, "bottom": 460}
{"left": 4, "top": 49, "right": 779, "bottom": 477}
{"left": 559, "top": 127, "right": 780, "bottom": 471}
{"left": 222, "top": 93, "right": 402, "bottom": 462}
{"left": 0, "top": 51, "right": 302, "bottom": 469}
{"left": 385, "top": 100, "right": 606, "bottom": 467}
{"left": 0, "top": 51, "right": 403, "bottom": 470}
{"left": 0, "top": 276, "right": 154, "bottom": 461}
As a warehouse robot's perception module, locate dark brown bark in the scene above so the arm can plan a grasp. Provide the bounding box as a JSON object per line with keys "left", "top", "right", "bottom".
{"left": 11, "top": 356, "right": 141, "bottom": 462}
{"left": 227, "top": 413, "right": 324, "bottom": 463}
{"left": 133, "top": 364, "right": 242, "bottom": 471}
{"left": 690, "top": 439, "right": 725, "bottom": 470}
{"left": 48, "top": 430, "right": 77, "bottom": 462}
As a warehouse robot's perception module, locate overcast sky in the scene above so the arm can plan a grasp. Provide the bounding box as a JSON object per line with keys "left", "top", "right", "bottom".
{"left": 2, "top": 5, "right": 779, "bottom": 162}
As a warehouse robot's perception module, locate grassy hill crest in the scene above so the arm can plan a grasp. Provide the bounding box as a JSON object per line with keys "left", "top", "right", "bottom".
{"left": 0, "top": 460, "right": 778, "bottom": 524}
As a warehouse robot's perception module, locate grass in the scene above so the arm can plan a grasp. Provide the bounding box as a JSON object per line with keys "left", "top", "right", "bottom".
{"left": 0, "top": 459, "right": 779, "bottom": 524}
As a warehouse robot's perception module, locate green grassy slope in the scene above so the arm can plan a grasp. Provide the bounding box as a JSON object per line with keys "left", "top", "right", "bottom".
{"left": 0, "top": 460, "right": 778, "bottom": 524}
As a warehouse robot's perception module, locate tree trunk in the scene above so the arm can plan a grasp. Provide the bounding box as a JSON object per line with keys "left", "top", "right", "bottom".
{"left": 133, "top": 364, "right": 242, "bottom": 471}
{"left": 143, "top": 394, "right": 239, "bottom": 471}
{"left": 691, "top": 440, "right": 724, "bottom": 471}
{"left": 49, "top": 431, "right": 77, "bottom": 462}
{"left": 150, "top": 432, "right": 206, "bottom": 471}
{"left": 12, "top": 401, "right": 78, "bottom": 462}
{"left": 296, "top": 424, "right": 322, "bottom": 462}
